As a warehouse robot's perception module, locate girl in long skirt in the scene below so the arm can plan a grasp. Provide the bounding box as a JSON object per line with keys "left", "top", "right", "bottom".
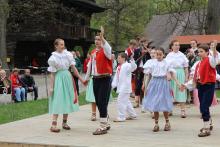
{"left": 143, "top": 48, "right": 180, "bottom": 132}
{"left": 48, "top": 38, "right": 85, "bottom": 133}
{"left": 166, "top": 40, "right": 189, "bottom": 118}
{"left": 85, "top": 77, "right": 97, "bottom": 121}
{"left": 142, "top": 48, "right": 156, "bottom": 117}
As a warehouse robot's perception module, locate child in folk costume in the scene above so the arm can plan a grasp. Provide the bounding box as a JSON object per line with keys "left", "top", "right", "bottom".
{"left": 189, "top": 61, "right": 218, "bottom": 108}
{"left": 85, "top": 77, "right": 97, "bottom": 121}
{"left": 182, "top": 44, "right": 218, "bottom": 137}
{"left": 112, "top": 53, "right": 137, "bottom": 122}
{"left": 143, "top": 48, "right": 180, "bottom": 132}
{"left": 85, "top": 27, "right": 113, "bottom": 135}
{"left": 142, "top": 48, "right": 156, "bottom": 116}
{"left": 125, "top": 39, "right": 137, "bottom": 58}
{"left": 166, "top": 40, "right": 189, "bottom": 118}
{"left": 48, "top": 38, "right": 85, "bottom": 133}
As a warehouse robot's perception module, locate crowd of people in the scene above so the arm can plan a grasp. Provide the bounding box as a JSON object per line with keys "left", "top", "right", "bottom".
{"left": 46, "top": 26, "right": 220, "bottom": 138}
{"left": 0, "top": 65, "right": 38, "bottom": 102}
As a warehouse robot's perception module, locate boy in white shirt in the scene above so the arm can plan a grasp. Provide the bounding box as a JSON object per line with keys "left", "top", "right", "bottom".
{"left": 112, "top": 53, "right": 137, "bottom": 122}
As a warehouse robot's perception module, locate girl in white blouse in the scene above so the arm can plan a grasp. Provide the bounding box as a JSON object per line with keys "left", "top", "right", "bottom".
{"left": 166, "top": 40, "right": 189, "bottom": 118}
{"left": 143, "top": 48, "right": 179, "bottom": 132}
{"left": 47, "top": 38, "right": 85, "bottom": 133}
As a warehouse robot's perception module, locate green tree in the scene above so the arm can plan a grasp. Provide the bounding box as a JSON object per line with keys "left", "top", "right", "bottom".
{"left": 92, "top": 0, "right": 151, "bottom": 51}
{"left": 92, "top": 0, "right": 208, "bottom": 51}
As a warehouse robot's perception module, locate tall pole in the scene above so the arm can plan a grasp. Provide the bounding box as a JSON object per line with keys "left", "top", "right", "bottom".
{"left": 0, "top": 0, "right": 9, "bottom": 69}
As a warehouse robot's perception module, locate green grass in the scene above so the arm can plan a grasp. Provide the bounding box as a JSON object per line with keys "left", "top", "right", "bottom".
{"left": 0, "top": 91, "right": 117, "bottom": 125}
{"left": 216, "top": 89, "right": 220, "bottom": 100}
{"left": 0, "top": 92, "right": 88, "bottom": 125}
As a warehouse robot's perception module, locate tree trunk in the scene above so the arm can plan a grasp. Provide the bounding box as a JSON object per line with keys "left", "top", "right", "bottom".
{"left": 0, "top": 0, "right": 9, "bottom": 68}
{"left": 206, "top": 0, "right": 220, "bottom": 34}
{"left": 113, "top": 0, "right": 120, "bottom": 51}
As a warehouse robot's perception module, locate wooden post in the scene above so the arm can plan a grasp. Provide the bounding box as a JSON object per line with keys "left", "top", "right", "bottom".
{"left": 0, "top": 0, "right": 9, "bottom": 68}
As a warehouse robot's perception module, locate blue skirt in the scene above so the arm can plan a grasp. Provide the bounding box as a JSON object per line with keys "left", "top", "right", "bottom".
{"left": 143, "top": 77, "right": 173, "bottom": 112}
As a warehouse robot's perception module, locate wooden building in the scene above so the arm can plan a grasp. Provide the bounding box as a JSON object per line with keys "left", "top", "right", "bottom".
{"left": 6, "top": 0, "right": 105, "bottom": 68}
{"left": 173, "top": 35, "right": 220, "bottom": 52}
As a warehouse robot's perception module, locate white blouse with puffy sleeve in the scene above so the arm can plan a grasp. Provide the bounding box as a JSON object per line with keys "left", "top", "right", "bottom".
{"left": 166, "top": 51, "right": 189, "bottom": 68}
{"left": 143, "top": 59, "right": 175, "bottom": 77}
{"left": 47, "top": 49, "right": 76, "bottom": 72}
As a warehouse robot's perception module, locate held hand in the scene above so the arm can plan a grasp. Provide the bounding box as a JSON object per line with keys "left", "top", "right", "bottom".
{"left": 49, "top": 88, "right": 54, "bottom": 97}
{"left": 83, "top": 80, "right": 89, "bottom": 86}
{"left": 166, "top": 73, "right": 172, "bottom": 81}
{"left": 74, "top": 97, "right": 78, "bottom": 104}
{"left": 179, "top": 84, "right": 186, "bottom": 92}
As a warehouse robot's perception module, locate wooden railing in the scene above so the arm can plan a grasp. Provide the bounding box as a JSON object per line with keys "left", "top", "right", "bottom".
{"left": 48, "top": 23, "right": 100, "bottom": 42}
{"left": 7, "top": 23, "right": 100, "bottom": 42}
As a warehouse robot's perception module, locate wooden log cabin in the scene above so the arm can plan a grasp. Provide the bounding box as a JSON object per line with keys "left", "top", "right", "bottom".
{"left": 6, "top": 0, "right": 105, "bottom": 68}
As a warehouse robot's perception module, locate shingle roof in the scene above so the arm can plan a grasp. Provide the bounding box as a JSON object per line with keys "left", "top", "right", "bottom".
{"left": 145, "top": 10, "right": 206, "bottom": 51}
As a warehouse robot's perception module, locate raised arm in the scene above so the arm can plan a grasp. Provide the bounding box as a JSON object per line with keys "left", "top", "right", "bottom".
{"left": 127, "top": 58, "right": 137, "bottom": 72}
{"left": 100, "top": 26, "right": 112, "bottom": 60}
{"left": 102, "top": 39, "right": 112, "bottom": 60}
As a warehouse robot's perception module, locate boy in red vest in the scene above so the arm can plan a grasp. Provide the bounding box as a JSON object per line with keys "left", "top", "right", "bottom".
{"left": 125, "top": 39, "right": 137, "bottom": 58}
{"left": 85, "top": 27, "right": 112, "bottom": 135}
{"left": 193, "top": 43, "right": 218, "bottom": 137}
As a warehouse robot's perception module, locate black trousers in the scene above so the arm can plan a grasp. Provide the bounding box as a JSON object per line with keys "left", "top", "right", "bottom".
{"left": 135, "top": 71, "right": 144, "bottom": 96}
{"left": 74, "top": 76, "right": 79, "bottom": 96}
{"left": 197, "top": 83, "right": 215, "bottom": 122}
{"left": 93, "top": 76, "right": 111, "bottom": 118}
{"left": 25, "top": 86, "right": 38, "bottom": 100}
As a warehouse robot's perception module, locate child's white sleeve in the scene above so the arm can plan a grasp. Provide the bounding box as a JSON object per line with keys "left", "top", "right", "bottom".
{"left": 103, "top": 40, "right": 112, "bottom": 60}
{"left": 216, "top": 72, "right": 220, "bottom": 81}
{"left": 111, "top": 74, "right": 117, "bottom": 89}
{"left": 184, "top": 79, "right": 196, "bottom": 91}
{"left": 209, "top": 54, "right": 218, "bottom": 68}
{"left": 129, "top": 59, "right": 137, "bottom": 72}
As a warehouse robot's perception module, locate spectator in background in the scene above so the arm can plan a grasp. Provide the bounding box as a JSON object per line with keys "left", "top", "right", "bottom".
{"left": 133, "top": 37, "right": 151, "bottom": 108}
{"left": 10, "top": 68, "right": 25, "bottom": 102}
{"left": 32, "top": 57, "right": 40, "bottom": 67}
{"left": 187, "top": 39, "right": 200, "bottom": 68}
{"left": 71, "top": 51, "right": 82, "bottom": 95}
{"left": 83, "top": 53, "right": 91, "bottom": 73}
{"left": 0, "top": 62, "right": 11, "bottom": 94}
{"left": 125, "top": 39, "right": 137, "bottom": 59}
{"left": 76, "top": 50, "right": 84, "bottom": 63}
{"left": 20, "top": 69, "right": 38, "bottom": 100}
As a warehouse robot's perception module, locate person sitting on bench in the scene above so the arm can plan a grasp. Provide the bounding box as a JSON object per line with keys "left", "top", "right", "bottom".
{"left": 10, "top": 68, "right": 25, "bottom": 102}
{"left": 20, "top": 69, "right": 38, "bottom": 100}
